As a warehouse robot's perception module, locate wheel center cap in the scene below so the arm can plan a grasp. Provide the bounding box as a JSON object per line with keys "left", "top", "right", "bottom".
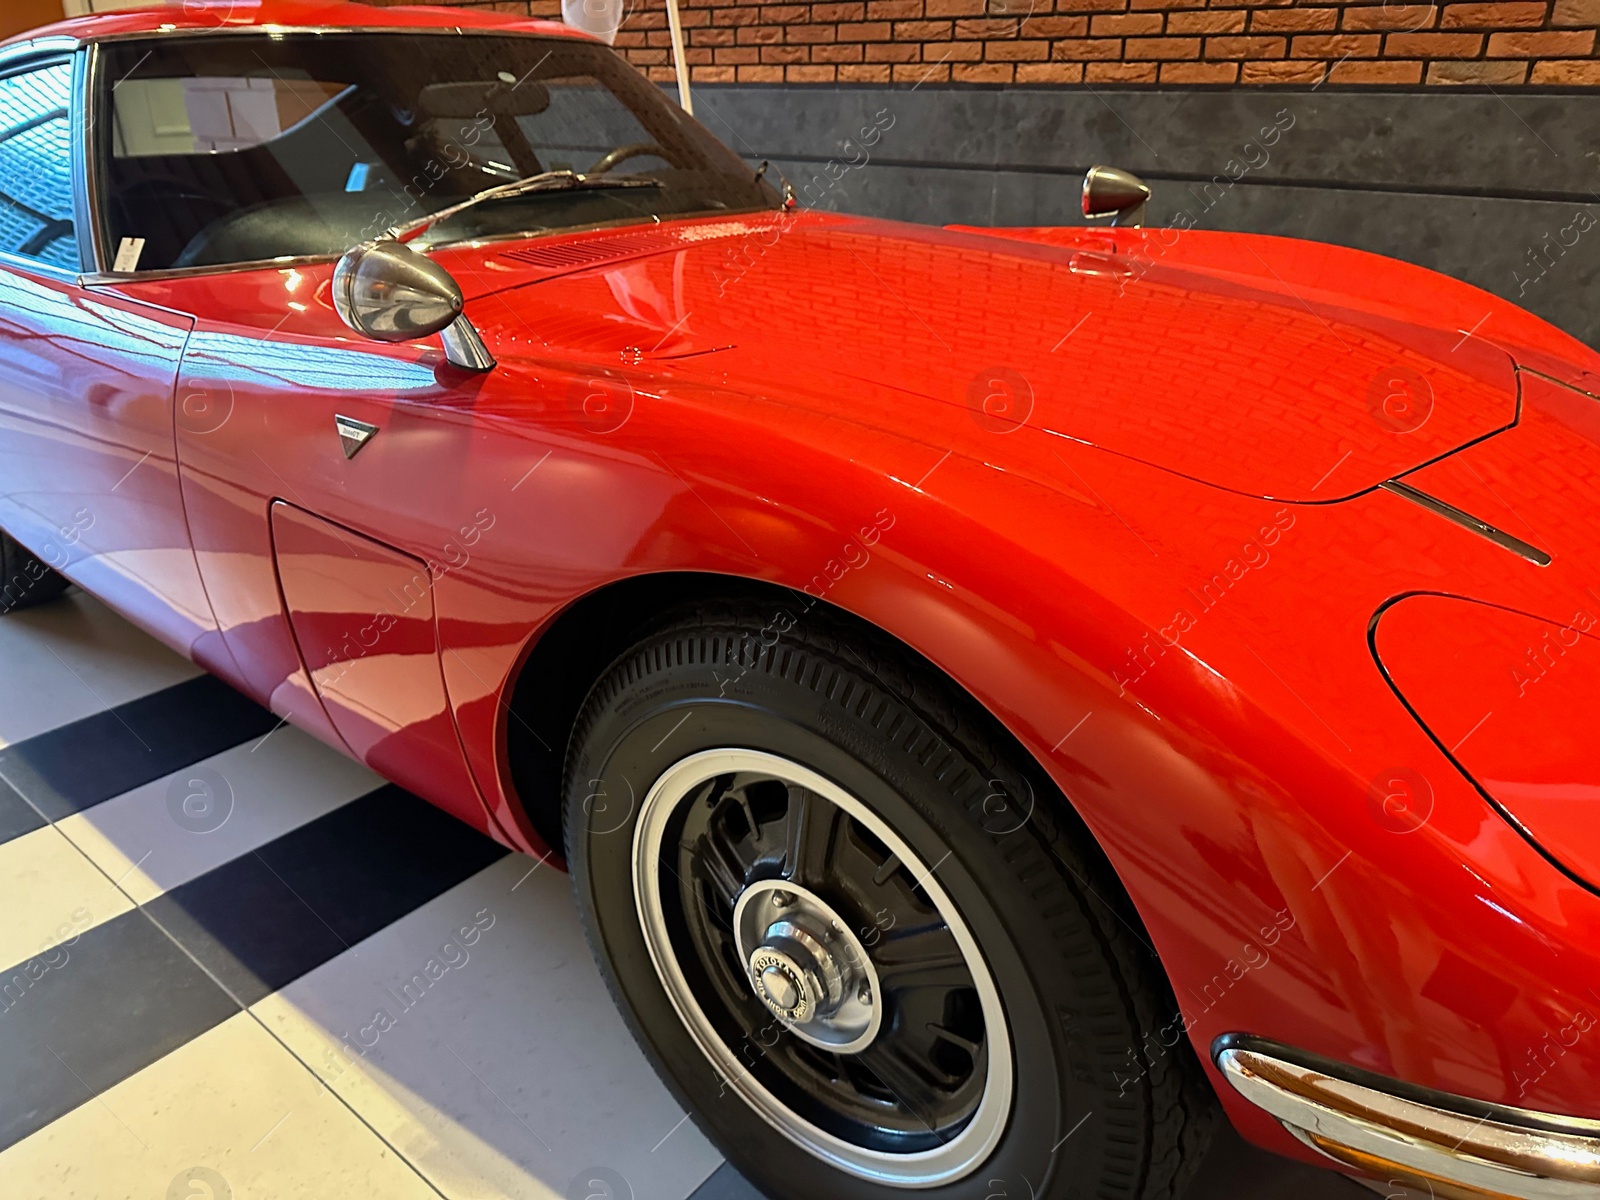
{"left": 751, "top": 950, "right": 811, "bottom": 1021}
{"left": 760, "top": 964, "right": 799, "bottom": 1012}
{"left": 732, "top": 879, "right": 883, "bottom": 1053}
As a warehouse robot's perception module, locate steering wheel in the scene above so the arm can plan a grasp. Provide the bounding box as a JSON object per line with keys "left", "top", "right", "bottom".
{"left": 588, "top": 142, "right": 680, "bottom": 175}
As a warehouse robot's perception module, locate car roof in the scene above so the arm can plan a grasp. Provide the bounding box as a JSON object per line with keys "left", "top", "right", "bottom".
{"left": 2, "top": 0, "right": 589, "bottom": 51}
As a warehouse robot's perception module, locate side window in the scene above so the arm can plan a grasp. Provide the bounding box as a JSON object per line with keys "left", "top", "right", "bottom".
{"left": 0, "top": 60, "right": 78, "bottom": 271}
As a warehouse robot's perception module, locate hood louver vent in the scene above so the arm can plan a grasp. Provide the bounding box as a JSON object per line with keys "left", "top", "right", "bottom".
{"left": 497, "top": 221, "right": 757, "bottom": 272}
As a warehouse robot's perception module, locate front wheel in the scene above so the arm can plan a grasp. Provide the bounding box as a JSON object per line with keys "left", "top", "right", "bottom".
{"left": 564, "top": 602, "right": 1214, "bottom": 1199}
{"left": 0, "top": 527, "right": 71, "bottom": 615}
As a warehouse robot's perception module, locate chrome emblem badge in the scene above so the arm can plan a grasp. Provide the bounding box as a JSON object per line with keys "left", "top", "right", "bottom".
{"left": 750, "top": 949, "right": 810, "bottom": 1023}
{"left": 334, "top": 414, "right": 379, "bottom": 460}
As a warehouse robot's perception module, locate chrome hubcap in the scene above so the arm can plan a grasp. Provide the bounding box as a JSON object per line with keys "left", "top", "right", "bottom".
{"left": 734, "top": 878, "right": 882, "bottom": 1053}
{"left": 757, "top": 959, "right": 803, "bottom": 1015}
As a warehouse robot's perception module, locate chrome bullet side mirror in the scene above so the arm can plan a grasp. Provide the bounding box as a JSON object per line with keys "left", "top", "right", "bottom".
{"left": 1082, "top": 165, "right": 1151, "bottom": 228}
{"left": 332, "top": 239, "right": 494, "bottom": 371}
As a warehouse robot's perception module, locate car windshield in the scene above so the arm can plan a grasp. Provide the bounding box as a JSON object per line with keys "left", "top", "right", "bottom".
{"left": 96, "top": 32, "right": 777, "bottom": 272}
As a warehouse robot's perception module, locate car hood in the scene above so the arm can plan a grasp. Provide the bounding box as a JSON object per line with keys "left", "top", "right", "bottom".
{"left": 1369, "top": 372, "right": 1600, "bottom": 891}
{"left": 450, "top": 212, "right": 1528, "bottom": 501}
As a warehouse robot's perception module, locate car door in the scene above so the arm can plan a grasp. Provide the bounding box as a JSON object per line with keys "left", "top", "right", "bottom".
{"left": 78, "top": 31, "right": 503, "bottom": 827}
{"left": 0, "top": 47, "right": 222, "bottom": 665}
{"left": 150, "top": 287, "right": 498, "bottom": 831}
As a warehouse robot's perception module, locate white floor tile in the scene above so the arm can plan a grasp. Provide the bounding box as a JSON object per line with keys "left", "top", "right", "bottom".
{"left": 0, "top": 591, "right": 198, "bottom": 749}
{"left": 0, "top": 823, "right": 134, "bottom": 970}
{"left": 254, "top": 855, "right": 725, "bottom": 1200}
{"left": 0, "top": 1009, "right": 442, "bottom": 1200}
{"left": 58, "top": 726, "right": 384, "bottom": 906}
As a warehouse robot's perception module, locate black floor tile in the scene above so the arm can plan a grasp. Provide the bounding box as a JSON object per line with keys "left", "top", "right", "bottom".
{"left": 0, "top": 773, "right": 44, "bottom": 843}
{"left": 146, "top": 784, "right": 508, "bottom": 1005}
{"left": 0, "top": 912, "right": 237, "bottom": 1151}
{"left": 0, "top": 674, "right": 279, "bottom": 831}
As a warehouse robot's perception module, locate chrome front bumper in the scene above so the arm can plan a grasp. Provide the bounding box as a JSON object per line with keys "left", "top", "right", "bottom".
{"left": 1216, "top": 1038, "right": 1600, "bottom": 1199}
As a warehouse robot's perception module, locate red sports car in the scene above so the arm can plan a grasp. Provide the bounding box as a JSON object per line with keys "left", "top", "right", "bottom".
{"left": 3, "top": 4, "right": 1599, "bottom": 1197}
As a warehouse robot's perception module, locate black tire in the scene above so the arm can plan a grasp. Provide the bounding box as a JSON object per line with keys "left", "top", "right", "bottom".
{"left": 564, "top": 600, "right": 1216, "bottom": 1200}
{"left": 0, "top": 528, "right": 70, "bottom": 615}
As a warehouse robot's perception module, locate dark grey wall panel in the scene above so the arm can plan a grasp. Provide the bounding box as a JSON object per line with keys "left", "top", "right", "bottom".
{"left": 1161, "top": 187, "right": 1597, "bottom": 344}
{"left": 695, "top": 86, "right": 1595, "bottom": 198}
{"left": 690, "top": 86, "right": 1598, "bottom": 348}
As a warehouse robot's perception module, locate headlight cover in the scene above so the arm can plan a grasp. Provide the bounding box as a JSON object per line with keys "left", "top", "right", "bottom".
{"left": 1373, "top": 593, "right": 1600, "bottom": 889}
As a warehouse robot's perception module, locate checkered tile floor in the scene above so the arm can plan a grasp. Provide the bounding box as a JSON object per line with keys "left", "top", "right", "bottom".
{"left": 0, "top": 590, "right": 1381, "bottom": 1200}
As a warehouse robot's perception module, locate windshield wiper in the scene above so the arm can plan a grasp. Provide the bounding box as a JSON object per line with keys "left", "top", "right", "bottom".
{"left": 387, "top": 170, "right": 663, "bottom": 243}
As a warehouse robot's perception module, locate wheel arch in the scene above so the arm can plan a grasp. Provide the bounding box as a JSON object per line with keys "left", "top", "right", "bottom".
{"left": 498, "top": 568, "right": 1158, "bottom": 960}
{"left": 501, "top": 569, "right": 771, "bottom": 854}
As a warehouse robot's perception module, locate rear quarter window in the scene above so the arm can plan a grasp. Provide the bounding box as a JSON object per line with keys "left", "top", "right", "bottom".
{"left": 0, "top": 60, "right": 78, "bottom": 271}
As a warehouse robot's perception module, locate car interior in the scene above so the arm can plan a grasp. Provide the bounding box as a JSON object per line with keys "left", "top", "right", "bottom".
{"left": 98, "top": 34, "right": 765, "bottom": 272}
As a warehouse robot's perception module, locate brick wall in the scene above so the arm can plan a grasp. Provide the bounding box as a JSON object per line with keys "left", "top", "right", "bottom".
{"left": 398, "top": 0, "right": 1600, "bottom": 85}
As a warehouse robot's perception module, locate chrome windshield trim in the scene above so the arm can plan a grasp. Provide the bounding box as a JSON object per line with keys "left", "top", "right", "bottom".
{"left": 75, "top": 213, "right": 776, "bottom": 283}
{"left": 1380, "top": 479, "right": 1553, "bottom": 567}
{"left": 74, "top": 212, "right": 759, "bottom": 283}
{"left": 72, "top": 45, "right": 98, "bottom": 274}
{"left": 1217, "top": 1039, "right": 1600, "bottom": 1198}
{"left": 79, "top": 253, "right": 343, "bottom": 286}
